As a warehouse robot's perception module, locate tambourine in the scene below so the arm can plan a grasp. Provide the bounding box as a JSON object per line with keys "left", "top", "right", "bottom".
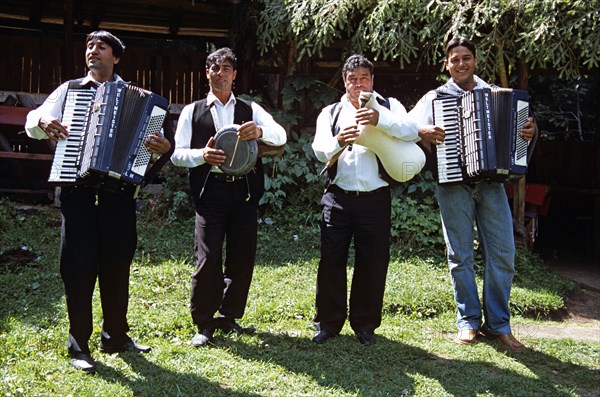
{"left": 213, "top": 124, "right": 258, "bottom": 176}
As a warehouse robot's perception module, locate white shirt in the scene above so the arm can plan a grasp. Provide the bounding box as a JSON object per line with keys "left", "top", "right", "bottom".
{"left": 312, "top": 91, "right": 419, "bottom": 192}
{"left": 25, "top": 73, "right": 125, "bottom": 139}
{"left": 171, "top": 92, "right": 287, "bottom": 168}
{"left": 409, "top": 75, "right": 490, "bottom": 125}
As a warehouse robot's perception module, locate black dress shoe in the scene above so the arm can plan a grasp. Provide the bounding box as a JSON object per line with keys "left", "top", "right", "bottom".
{"left": 312, "top": 330, "right": 337, "bottom": 344}
{"left": 100, "top": 334, "right": 152, "bottom": 354}
{"left": 356, "top": 331, "right": 375, "bottom": 346}
{"left": 70, "top": 352, "right": 97, "bottom": 373}
{"left": 191, "top": 328, "right": 214, "bottom": 347}
{"left": 219, "top": 318, "right": 256, "bottom": 335}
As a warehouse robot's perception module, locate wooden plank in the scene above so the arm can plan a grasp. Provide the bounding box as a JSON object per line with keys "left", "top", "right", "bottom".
{"left": 0, "top": 106, "right": 32, "bottom": 125}
{"left": 160, "top": 54, "right": 172, "bottom": 104}
{"left": 5, "top": 35, "right": 22, "bottom": 92}
{"left": 0, "top": 36, "right": 11, "bottom": 92}
{"left": 18, "top": 36, "right": 32, "bottom": 93}
{"left": 29, "top": 38, "right": 41, "bottom": 94}
{"left": 0, "top": 152, "right": 53, "bottom": 161}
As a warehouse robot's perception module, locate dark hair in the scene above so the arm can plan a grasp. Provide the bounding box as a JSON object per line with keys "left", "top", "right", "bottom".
{"left": 342, "top": 54, "right": 373, "bottom": 79}
{"left": 445, "top": 37, "right": 476, "bottom": 57}
{"left": 206, "top": 47, "right": 237, "bottom": 70}
{"left": 86, "top": 30, "right": 125, "bottom": 58}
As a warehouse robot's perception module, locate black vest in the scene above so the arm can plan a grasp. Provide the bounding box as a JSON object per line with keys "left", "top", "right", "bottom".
{"left": 189, "top": 98, "right": 264, "bottom": 205}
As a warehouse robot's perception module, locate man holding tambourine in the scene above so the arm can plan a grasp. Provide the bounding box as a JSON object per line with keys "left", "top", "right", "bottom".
{"left": 171, "top": 47, "right": 286, "bottom": 347}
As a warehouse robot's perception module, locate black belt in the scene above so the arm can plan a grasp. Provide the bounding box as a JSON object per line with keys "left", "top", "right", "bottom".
{"left": 211, "top": 172, "right": 246, "bottom": 183}
{"left": 67, "top": 177, "right": 138, "bottom": 196}
{"left": 329, "top": 184, "right": 388, "bottom": 197}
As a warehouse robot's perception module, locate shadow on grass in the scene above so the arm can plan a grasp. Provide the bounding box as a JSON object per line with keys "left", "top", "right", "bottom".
{"left": 222, "top": 332, "right": 599, "bottom": 397}
{"left": 0, "top": 268, "right": 64, "bottom": 333}
{"left": 97, "top": 352, "right": 264, "bottom": 397}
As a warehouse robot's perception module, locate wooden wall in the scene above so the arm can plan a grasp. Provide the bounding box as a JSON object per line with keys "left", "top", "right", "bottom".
{"left": 0, "top": 31, "right": 210, "bottom": 107}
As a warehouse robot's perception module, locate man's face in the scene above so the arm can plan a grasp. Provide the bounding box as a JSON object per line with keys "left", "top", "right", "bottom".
{"left": 206, "top": 60, "right": 237, "bottom": 94}
{"left": 85, "top": 39, "right": 119, "bottom": 72}
{"left": 444, "top": 46, "right": 477, "bottom": 87}
{"left": 343, "top": 67, "right": 374, "bottom": 103}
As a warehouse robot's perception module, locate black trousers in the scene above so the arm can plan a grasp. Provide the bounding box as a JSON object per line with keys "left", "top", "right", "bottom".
{"left": 191, "top": 175, "right": 258, "bottom": 329}
{"left": 59, "top": 185, "right": 137, "bottom": 353}
{"left": 314, "top": 186, "right": 391, "bottom": 334}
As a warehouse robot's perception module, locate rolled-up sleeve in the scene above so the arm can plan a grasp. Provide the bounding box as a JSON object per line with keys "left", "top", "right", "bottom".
{"left": 252, "top": 102, "right": 287, "bottom": 146}
{"left": 375, "top": 97, "right": 419, "bottom": 142}
{"left": 312, "top": 104, "right": 342, "bottom": 164}
{"left": 408, "top": 90, "right": 436, "bottom": 126}
{"left": 25, "top": 83, "right": 69, "bottom": 140}
{"left": 170, "top": 103, "right": 206, "bottom": 168}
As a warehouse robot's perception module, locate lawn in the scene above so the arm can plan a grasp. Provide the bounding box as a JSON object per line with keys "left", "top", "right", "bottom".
{"left": 0, "top": 199, "right": 598, "bottom": 397}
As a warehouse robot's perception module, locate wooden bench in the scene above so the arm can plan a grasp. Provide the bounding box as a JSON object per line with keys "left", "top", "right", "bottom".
{"left": 0, "top": 105, "right": 55, "bottom": 197}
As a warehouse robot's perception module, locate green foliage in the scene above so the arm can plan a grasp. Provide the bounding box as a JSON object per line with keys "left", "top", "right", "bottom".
{"left": 257, "top": 0, "right": 377, "bottom": 60}
{"left": 260, "top": 131, "right": 323, "bottom": 225}
{"left": 502, "top": 248, "right": 571, "bottom": 318}
{"left": 513, "top": 248, "right": 576, "bottom": 295}
{"left": 529, "top": 75, "right": 598, "bottom": 141}
{"left": 351, "top": 0, "right": 421, "bottom": 68}
{"left": 281, "top": 75, "right": 340, "bottom": 110}
{"left": 391, "top": 171, "right": 445, "bottom": 251}
{"left": 255, "top": 0, "right": 600, "bottom": 79}
{"left": 519, "top": 0, "right": 600, "bottom": 77}
{"left": 140, "top": 163, "right": 195, "bottom": 223}
{"left": 0, "top": 197, "right": 15, "bottom": 236}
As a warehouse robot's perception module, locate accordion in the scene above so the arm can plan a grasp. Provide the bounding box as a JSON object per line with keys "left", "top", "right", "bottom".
{"left": 49, "top": 81, "right": 169, "bottom": 185}
{"left": 432, "top": 87, "right": 531, "bottom": 185}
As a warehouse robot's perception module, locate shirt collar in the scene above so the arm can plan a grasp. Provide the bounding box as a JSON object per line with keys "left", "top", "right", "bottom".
{"left": 341, "top": 90, "right": 384, "bottom": 107}
{"left": 446, "top": 75, "right": 489, "bottom": 94}
{"left": 79, "top": 72, "right": 124, "bottom": 86}
{"left": 207, "top": 91, "right": 236, "bottom": 107}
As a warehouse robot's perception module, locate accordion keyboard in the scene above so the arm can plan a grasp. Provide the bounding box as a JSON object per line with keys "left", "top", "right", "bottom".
{"left": 433, "top": 96, "right": 464, "bottom": 184}
{"left": 49, "top": 89, "right": 95, "bottom": 183}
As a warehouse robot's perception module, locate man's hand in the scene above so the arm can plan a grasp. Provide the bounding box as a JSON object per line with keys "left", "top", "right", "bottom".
{"left": 337, "top": 125, "right": 360, "bottom": 147}
{"left": 144, "top": 133, "right": 171, "bottom": 155}
{"left": 418, "top": 125, "right": 445, "bottom": 145}
{"left": 237, "top": 121, "right": 262, "bottom": 141}
{"left": 520, "top": 117, "right": 536, "bottom": 141}
{"left": 39, "top": 117, "right": 68, "bottom": 141}
{"left": 355, "top": 107, "right": 379, "bottom": 126}
{"left": 203, "top": 136, "right": 226, "bottom": 166}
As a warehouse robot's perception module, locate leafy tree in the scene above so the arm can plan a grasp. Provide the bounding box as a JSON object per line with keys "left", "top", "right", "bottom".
{"left": 255, "top": 0, "right": 600, "bottom": 81}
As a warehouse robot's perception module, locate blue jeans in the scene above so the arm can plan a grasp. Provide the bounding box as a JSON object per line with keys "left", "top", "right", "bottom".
{"left": 436, "top": 181, "right": 515, "bottom": 335}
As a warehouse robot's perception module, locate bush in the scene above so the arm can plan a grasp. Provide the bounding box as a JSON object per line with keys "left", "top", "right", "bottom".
{"left": 390, "top": 171, "right": 445, "bottom": 251}
{"left": 260, "top": 130, "right": 323, "bottom": 226}
{"left": 141, "top": 163, "right": 195, "bottom": 223}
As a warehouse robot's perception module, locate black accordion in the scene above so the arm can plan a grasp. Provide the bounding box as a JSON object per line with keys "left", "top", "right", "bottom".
{"left": 49, "top": 81, "right": 169, "bottom": 185}
{"left": 432, "top": 87, "right": 531, "bottom": 185}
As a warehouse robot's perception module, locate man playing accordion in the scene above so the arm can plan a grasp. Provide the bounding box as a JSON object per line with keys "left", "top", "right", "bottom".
{"left": 409, "top": 37, "right": 537, "bottom": 352}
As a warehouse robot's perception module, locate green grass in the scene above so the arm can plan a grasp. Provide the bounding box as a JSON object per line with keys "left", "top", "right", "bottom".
{"left": 0, "top": 199, "right": 598, "bottom": 397}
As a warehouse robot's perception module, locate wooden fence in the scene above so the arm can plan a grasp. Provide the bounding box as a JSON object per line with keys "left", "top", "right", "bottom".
{"left": 0, "top": 32, "right": 210, "bottom": 105}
